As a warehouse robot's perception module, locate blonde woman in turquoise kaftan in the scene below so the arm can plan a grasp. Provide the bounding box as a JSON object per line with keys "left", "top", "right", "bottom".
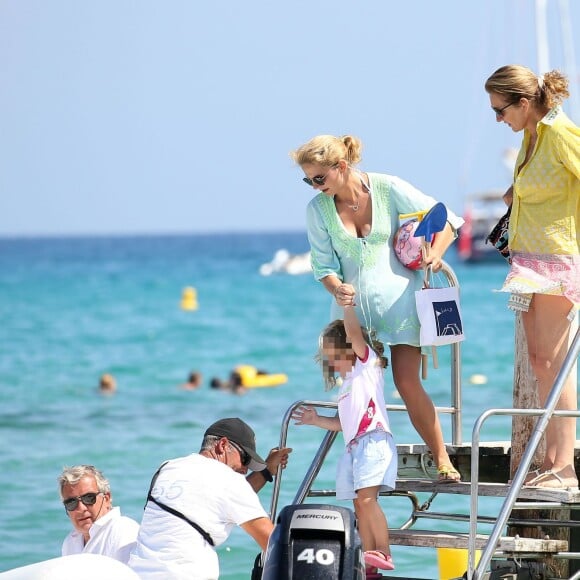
{"left": 292, "top": 135, "right": 465, "bottom": 482}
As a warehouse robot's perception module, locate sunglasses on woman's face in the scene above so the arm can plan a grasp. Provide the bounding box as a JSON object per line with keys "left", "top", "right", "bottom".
{"left": 63, "top": 492, "right": 103, "bottom": 512}
{"left": 492, "top": 101, "right": 515, "bottom": 118}
{"left": 302, "top": 165, "right": 338, "bottom": 187}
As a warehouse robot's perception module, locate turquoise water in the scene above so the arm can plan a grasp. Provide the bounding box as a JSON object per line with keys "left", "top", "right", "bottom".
{"left": 0, "top": 233, "right": 527, "bottom": 578}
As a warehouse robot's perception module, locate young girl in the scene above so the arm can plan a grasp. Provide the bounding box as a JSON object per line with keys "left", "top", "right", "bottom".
{"left": 292, "top": 286, "right": 396, "bottom": 576}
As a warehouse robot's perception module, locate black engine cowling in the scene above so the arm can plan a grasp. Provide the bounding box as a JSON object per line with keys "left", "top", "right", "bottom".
{"left": 253, "top": 504, "right": 364, "bottom": 580}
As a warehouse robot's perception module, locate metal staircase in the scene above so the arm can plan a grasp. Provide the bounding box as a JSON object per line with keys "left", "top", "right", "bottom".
{"left": 269, "top": 398, "right": 580, "bottom": 579}
{"left": 267, "top": 262, "right": 580, "bottom": 580}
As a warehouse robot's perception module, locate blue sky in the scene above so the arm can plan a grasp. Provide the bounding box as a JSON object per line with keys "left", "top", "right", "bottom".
{"left": 1, "top": 0, "right": 579, "bottom": 237}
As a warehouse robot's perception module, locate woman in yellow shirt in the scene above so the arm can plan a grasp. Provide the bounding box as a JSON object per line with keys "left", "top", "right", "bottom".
{"left": 485, "top": 65, "right": 579, "bottom": 489}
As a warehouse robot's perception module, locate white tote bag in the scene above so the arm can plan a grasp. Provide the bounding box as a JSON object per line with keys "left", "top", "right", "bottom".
{"left": 415, "top": 285, "right": 465, "bottom": 347}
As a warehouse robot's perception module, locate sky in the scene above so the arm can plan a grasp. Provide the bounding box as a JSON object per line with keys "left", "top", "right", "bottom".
{"left": 1, "top": 0, "right": 579, "bottom": 237}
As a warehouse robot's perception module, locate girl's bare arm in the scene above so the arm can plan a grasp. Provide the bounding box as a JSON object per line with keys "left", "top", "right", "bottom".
{"left": 343, "top": 302, "right": 367, "bottom": 360}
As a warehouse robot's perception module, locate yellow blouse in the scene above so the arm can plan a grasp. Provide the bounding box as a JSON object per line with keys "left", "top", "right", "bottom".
{"left": 510, "top": 107, "right": 580, "bottom": 256}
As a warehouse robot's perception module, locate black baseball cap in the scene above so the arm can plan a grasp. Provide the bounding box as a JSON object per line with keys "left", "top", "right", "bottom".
{"left": 205, "top": 418, "right": 266, "bottom": 471}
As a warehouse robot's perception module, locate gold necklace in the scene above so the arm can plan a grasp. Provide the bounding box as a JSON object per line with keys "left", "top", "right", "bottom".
{"left": 346, "top": 192, "right": 360, "bottom": 212}
{"left": 347, "top": 176, "right": 371, "bottom": 211}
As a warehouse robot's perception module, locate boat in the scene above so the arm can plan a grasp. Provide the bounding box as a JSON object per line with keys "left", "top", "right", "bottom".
{"left": 259, "top": 249, "right": 311, "bottom": 276}
{"left": 457, "top": 144, "right": 515, "bottom": 264}
{"left": 457, "top": 190, "right": 508, "bottom": 263}
{"left": 0, "top": 553, "right": 139, "bottom": 579}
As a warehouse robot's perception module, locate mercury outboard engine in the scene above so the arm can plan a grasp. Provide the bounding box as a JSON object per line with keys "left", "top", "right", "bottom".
{"left": 256, "top": 504, "right": 364, "bottom": 580}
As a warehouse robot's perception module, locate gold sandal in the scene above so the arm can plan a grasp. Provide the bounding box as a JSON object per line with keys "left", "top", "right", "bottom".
{"left": 437, "top": 465, "right": 461, "bottom": 483}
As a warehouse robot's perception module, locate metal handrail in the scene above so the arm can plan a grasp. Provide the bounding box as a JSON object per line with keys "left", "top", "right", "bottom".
{"left": 468, "top": 325, "right": 580, "bottom": 580}
{"left": 269, "top": 396, "right": 459, "bottom": 524}
{"left": 269, "top": 400, "right": 336, "bottom": 520}
{"left": 437, "top": 260, "right": 463, "bottom": 445}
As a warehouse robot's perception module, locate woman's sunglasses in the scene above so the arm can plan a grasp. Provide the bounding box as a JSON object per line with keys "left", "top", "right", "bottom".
{"left": 229, "top": 441, "right": 251, "bottom": 466}
{"left": 302, "top": 165, "right": 338, "bottom": 187}
{"left": 63, "top": 491, "right": 104, "bottom": 512}
{"left": 492, "top": 102, "right": 515, "bottom": 118}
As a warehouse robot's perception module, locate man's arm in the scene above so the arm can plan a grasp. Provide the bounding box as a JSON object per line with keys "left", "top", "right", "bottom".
{"left": 246, "top": 446, "right": 292, "bottom": 493}
{"left": 240, "top": 516, "right": 275, "bottom": 550}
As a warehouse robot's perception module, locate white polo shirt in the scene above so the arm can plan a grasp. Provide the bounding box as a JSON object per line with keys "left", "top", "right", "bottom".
{"left": 61, "top": 506, "right": 139, "bottom": 564}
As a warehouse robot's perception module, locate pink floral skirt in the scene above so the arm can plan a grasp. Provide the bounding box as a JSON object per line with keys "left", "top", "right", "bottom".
{"left": 498, "top": 252, "right": 580, "bottom": 314}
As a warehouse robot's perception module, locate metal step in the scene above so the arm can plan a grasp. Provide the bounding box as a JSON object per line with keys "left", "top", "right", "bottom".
{"left": 393, "top": 479, "right": 580, "bottom": 503}
{"left": 396, "top": 440, "right": 580, "bottom": 483}
{"left": 388, "top": 528, "right": 568, "bottom": 555}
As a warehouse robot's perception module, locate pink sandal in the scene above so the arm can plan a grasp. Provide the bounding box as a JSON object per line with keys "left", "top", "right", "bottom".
{"left": 364, "top": 550, "right": 395, "bottom": 571}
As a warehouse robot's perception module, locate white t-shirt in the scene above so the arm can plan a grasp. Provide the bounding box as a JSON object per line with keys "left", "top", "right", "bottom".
{"left": 61, "top": 506, "right": 139, "bottom": 564}
{"left": 128, "top": 453, "right": 268, "bottom": 580}
{"left": 337, "top": 348, "right": 391, "bottom": 444}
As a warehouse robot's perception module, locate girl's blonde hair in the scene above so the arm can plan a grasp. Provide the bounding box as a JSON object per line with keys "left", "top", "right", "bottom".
{"left": 315, "top": 319, "right": 388, "bottom": 390}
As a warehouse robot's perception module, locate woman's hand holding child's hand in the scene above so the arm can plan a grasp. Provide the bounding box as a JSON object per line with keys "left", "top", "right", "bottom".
{"left": 334, "top": 283, "right": 356, "bottom": 307}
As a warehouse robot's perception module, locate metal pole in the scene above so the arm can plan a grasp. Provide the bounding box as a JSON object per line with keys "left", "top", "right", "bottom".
{"left": 536, "top": 0, "right": 550, "bottom": 74}
{"left": 469, "top": 326, "right": 580, "bottom": 579}
{"left": 441, "top": 261, "right": 462, "bottom": 445}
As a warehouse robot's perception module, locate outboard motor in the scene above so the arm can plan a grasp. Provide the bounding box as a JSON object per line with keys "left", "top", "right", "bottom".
{"left": 257, "top": 503, "right": 364, "bottom": 579}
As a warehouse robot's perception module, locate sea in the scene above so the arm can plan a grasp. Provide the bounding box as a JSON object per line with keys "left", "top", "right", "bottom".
{"left": 0, "top": 231, "right": 563, "bottom": 579}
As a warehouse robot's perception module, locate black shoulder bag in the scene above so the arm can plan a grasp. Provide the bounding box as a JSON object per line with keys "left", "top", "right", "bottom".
{"left": 145, "top": 461, "right": 215, "bottom": 546}
{"left": 486, "top": 204, "right": 512, "bottom": 262}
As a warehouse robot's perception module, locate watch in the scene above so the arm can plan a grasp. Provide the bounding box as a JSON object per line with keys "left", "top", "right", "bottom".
{"left": 260, "top": 467, "right": 273, "bottom": 482}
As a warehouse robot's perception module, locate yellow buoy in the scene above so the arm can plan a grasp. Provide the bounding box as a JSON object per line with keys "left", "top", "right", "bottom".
{"left": 181, "top": 287, "right": 198, "bottom": 311}
{"left": 437, "top": 548, "right": 481, "bottom": 580}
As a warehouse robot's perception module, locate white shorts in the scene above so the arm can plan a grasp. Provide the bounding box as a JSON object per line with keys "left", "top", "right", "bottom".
{"left": 335, "top": 430, "right": 397, "bottom": 500}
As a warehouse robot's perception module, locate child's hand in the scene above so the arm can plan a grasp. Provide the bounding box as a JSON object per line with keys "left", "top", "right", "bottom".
{"left": 291, "top": 405, "right": 318, "bottom": 425}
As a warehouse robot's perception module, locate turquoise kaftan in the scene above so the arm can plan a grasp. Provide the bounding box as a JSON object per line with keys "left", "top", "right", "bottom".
{"left": 306, "top": 173, "right": 464, "bottom": 346}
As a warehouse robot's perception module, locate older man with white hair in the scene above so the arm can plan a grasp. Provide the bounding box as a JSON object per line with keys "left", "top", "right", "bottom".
{"left": 58, "top": 465, "right": 139, "bottom": 564}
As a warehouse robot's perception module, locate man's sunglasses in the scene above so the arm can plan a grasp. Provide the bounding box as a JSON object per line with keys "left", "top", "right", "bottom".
{"left": 302, "top": 164, "right": 338, "bottom": 187}
{"left": 63, "top": 492, "right": 104, "bottom": 512}
{"left": 229, "top": 441, "right": 251, "bottom": 466}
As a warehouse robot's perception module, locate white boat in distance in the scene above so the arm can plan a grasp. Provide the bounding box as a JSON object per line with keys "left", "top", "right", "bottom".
{"left": 259, "top": 249, "right": 312, "bottom": 276}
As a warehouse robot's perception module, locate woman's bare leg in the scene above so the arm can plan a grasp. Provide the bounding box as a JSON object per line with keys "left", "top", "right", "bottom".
{"left": 522, "top": 295, "right": 577, "bottom": 484}
{"left": 390, "top": 344, "right": 454, "bottom": 471}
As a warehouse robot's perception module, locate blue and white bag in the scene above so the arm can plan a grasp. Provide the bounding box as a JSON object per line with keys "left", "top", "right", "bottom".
{"left": 415, "top": 280, "right": 464, "bottom": 347}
